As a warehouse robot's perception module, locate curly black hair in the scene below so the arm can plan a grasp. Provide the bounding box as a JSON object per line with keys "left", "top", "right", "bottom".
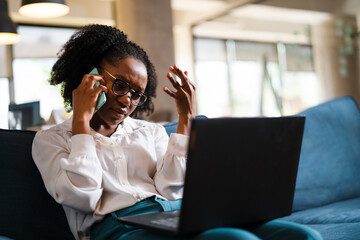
{"left": 50, "top": 24, "right": 157, "bottom": 117}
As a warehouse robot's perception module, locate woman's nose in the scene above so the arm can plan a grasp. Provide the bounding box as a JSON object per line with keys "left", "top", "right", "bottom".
{"left": 116, "top": 92, "right": 131, "bottom": 106}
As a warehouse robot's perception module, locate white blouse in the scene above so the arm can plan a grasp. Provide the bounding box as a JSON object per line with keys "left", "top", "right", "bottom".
{"left": 31, "top": 116, "right": 189, "bottom": 240}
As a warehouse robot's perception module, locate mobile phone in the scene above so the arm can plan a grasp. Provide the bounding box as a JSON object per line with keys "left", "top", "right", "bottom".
{"left": 90, "top": 68, "right": 106, "bottom": 112}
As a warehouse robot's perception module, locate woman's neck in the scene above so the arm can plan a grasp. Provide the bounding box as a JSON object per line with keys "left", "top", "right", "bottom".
{"left": 90, "top": 114, "right": 120, "bottom": 137}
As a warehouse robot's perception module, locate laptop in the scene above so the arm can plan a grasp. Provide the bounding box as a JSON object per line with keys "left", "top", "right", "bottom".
{"left": 118, "top": 117, "right": 305, "bottom": 236}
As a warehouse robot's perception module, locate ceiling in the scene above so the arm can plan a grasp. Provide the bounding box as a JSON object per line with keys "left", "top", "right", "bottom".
{"left": 172, "top": 0, "right": 360, "bottom": 44}
{"left": 8, "top": 0, "right": 116, "bottom": 27}
{"left": 7, "top": 0, "right": 360, "bottom": 44}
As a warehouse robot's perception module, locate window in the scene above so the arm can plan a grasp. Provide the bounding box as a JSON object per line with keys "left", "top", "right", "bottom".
{"left": 0, "top": 25, "right": 76, "bottom": 129}
{"left": 194, "top": 38, "right": 320, "bottom": 117}
{"left": 13, "top": 58, "right": 61, "bottom": 122}
{"left": 0, "top": 78, "right": 9, "bottom": 128}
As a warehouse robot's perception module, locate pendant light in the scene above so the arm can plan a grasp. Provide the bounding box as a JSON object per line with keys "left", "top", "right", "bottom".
{"left": 19, "top": 0, "right": 69, "bottom": 18}
{"left": 0, "top": 0, "right": 21, "bottom": 45}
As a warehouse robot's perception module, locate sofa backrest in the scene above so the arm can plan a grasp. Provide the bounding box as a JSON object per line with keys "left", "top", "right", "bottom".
{"left": 0, "top": 129, "right": 75, "bottom": 240}
{"left": 292, "top": 96, "right": 360, "bottom": 211}
{"left": 163, "top": 115, "right": 208, "bottom": 136}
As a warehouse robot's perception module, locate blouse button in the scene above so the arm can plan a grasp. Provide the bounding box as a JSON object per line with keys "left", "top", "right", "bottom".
{"left": 135, "top": 193, "right": 141, "bottom": 199}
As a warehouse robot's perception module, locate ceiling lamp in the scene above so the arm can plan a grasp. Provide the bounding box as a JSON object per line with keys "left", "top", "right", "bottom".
{"left": 0, "top": 0, "right": 21, "bottom": 45}
{"left": 19, "top": 0, "right": 70, "bottom": 18}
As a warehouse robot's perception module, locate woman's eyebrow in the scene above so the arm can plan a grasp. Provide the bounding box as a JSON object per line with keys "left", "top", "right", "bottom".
{"left": 115, "top": 75, "right": 128, "bottom": 82}
{"left": 115, "top": 75, "right": 146, "bottom": 92}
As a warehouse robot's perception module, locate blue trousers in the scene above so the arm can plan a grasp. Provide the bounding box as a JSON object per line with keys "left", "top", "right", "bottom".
{"left": 90, "top": 197, "right": 322, "bottom": 240}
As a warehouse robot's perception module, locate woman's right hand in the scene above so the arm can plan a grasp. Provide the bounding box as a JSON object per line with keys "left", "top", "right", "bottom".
{"left": 72, "top": 72, "right": 108, "bottom": 135}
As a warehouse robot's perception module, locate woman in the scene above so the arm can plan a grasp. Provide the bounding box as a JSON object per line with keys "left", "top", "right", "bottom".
{"left": 32, "top": 24, "right": 322, "bottom": 240}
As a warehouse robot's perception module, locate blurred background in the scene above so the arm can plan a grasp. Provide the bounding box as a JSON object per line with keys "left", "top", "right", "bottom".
{"left": 1, "top": 0, "right": 359, "bottom": 129}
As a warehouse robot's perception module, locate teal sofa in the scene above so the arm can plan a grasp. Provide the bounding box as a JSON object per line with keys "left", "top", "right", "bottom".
{"left": 0, "top": 96, "right": 359, "bottom": 240}
{"left": 280, "top": 96, "right": 360, "bottom": 240}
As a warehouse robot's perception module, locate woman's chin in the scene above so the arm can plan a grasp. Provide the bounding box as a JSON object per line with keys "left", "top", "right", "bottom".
{"left": 92, "top": 110, "right": 122, "bottom": 127}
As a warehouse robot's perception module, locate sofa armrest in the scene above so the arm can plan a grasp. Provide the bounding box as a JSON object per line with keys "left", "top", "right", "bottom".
{"left": 0, "top": 129, "right": 74, "bottom": 240}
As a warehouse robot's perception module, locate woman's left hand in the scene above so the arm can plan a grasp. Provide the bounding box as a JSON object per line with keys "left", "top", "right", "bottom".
{"left": 163, "top": 64, "right": 196, "bottom": 136}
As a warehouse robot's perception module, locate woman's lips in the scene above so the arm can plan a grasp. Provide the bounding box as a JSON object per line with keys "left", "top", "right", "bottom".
{"left": 111, "top": 108, "right": 127, "bottom": 118}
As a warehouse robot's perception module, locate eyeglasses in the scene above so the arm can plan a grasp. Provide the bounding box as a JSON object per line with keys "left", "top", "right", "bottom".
{"left": 103, "top": 69, "right": 147, "bottom": 106}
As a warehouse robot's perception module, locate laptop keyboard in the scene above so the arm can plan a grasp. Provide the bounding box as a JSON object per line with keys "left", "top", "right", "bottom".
{"left": 150, "top": 216, "right": 179, "bottom": 228}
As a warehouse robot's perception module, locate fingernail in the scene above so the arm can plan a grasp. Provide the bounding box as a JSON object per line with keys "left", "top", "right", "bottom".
{"left": 174, "top": 64, "right": 179, "bottom": 69}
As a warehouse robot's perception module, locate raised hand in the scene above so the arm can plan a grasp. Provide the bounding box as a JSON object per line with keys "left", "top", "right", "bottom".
{"left": 163, "top": 64, "right": 196, "bottom": 136}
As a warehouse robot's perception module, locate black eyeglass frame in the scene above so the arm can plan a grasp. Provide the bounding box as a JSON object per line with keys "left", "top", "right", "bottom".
{"left": 103, "top": 69, "right": 147, "bottom": 106}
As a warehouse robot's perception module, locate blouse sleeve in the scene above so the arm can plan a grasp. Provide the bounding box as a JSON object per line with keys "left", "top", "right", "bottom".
{"left": 153, "top": 125, "right": 189, "bottom": 200}
{"left": 32, "top": 130, "right": 103, "bottom": 213}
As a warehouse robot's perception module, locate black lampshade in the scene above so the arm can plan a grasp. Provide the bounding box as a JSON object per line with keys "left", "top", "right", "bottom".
{"left": 0, "top": 0, "right": 21, "bottom": 44}
{"left": 19, "top": 0, "right": 69, "bottom": 18}
{"left": 22, "top": 0, "right": 66, "bottom": 5}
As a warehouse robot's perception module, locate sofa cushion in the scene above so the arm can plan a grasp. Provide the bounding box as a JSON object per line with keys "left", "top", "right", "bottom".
{"left": 300, "top": 223, "right": 360, "bottom": 240}
{"left": 0, "top": 237, "right": 12, "bottom": 240}
{"left": 281, "top": 197, "right": 360, "bottom": 224}
{"left": 293, "top": 96, "right": 360, "bottom": 211}
{"left": 0, "top": 129, "right": 74, "bottom": 240}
